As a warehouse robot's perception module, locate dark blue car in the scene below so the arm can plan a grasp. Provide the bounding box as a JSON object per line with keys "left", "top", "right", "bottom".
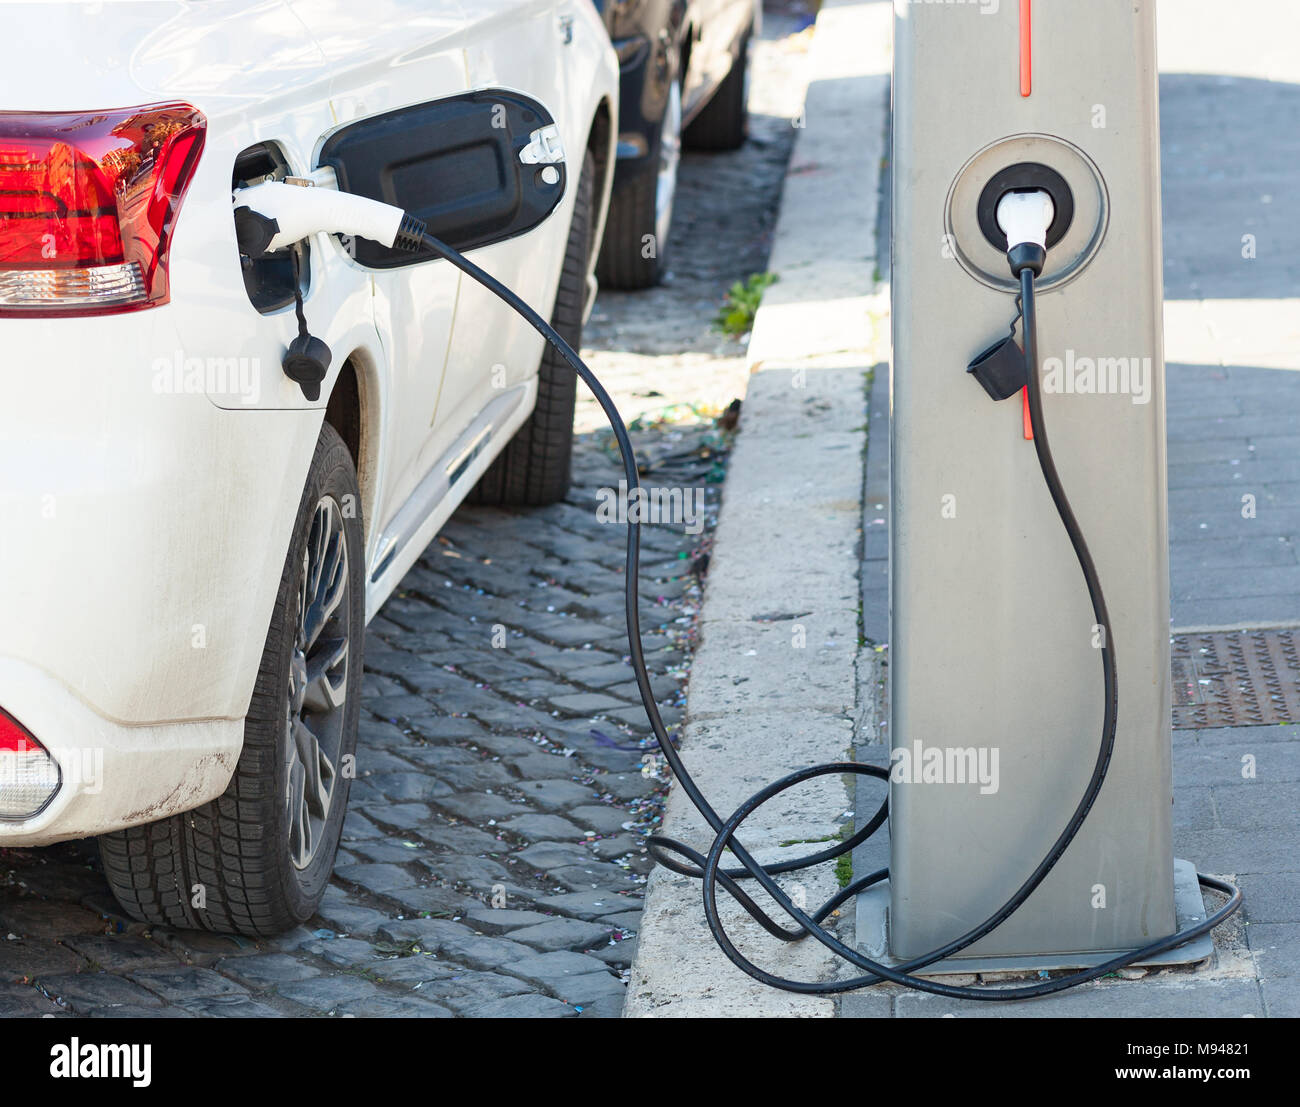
{"left": 594, "top": 0, "right": 761, "bottom": 288}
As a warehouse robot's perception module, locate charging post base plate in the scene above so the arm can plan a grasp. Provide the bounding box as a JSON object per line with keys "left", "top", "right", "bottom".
{"left": 856, "top": 859, "right": 1216, "bottom": 977}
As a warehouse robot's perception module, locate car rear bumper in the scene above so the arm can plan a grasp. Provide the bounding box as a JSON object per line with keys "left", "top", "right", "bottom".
{"left": 0, "top": 310, "right": 322, "bottom": 846}
{"left": 0, "top": 658, "right": 242, "bottom": 846}
{"left": 0, "top": 310, "right": 323, "bottom": 728}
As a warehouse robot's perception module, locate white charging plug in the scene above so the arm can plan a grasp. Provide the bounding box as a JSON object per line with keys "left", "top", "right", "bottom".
{"left": 996, "top": 189, "right": 1056, "bottom": 277}
{"left": 233, "top": 179, "right": 411, "bottom": 253}
{"left": 996, "top": 189, "right": 1055, "bottom": 251}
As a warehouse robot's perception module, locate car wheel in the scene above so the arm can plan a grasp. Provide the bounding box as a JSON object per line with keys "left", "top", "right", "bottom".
{"left": 596, "top": 77, "right": 682, "bottom": 290}
{"left": 468, "top": 149, "right": 594, "bottom": 506}
{"left": 683, "top": 31, "right": 750, "bottom": 151}
{"left": 98, "top": 421, "right": 364, "bottom": 936}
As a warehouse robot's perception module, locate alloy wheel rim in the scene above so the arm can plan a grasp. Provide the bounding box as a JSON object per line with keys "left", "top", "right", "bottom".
{"left": 285, "top": 495, "right": 350, "bottom": 870}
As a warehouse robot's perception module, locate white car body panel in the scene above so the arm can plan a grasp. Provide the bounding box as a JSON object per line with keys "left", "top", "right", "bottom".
{"left": 0, "top": 0, "right": 617, "bottom": 844}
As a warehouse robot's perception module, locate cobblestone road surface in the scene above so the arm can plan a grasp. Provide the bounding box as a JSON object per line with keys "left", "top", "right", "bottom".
{"left": 0, "top": 4, "right": 811, "bottom": 1019}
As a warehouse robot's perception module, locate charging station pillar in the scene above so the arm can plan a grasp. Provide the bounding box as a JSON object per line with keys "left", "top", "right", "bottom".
{"left": 887, "top": 0, "right": 1179, "bottom": 964}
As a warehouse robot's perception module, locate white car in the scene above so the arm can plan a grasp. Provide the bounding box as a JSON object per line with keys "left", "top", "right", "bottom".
{"left": 0, "top": 0, "right": 618, "bottom": 935}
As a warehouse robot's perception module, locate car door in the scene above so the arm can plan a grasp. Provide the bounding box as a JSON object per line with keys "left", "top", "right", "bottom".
{"left": 431, "top": 0, "right": 586, "bottom": 466}
{"left": 288, "top": 0, "right": 471, "bottom": 557}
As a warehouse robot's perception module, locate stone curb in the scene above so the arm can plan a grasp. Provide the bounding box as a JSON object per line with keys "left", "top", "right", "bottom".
{"left": 623, "top": 0, "right": 892, "bottom": 1018}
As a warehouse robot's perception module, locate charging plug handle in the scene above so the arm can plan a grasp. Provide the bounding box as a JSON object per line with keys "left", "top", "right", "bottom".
{"left": 233, "top": 179, "right": 425, "bottom": 255}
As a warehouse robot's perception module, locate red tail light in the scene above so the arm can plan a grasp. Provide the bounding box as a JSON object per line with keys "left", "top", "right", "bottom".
{"left": 0, "top": 102, "right": 206, "bottom": 316}
{"left": 0, "top": 710, "right": 36, "bottom": 754}
{"left": 0, "top": 710, "right": 60, "bottom": 820}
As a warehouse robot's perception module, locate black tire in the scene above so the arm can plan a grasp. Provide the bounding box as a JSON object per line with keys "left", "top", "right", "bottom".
{"left": 595, "top": 64, "right": 682, "bottom": 292}
{"left": 468, "top": 150, "right": 594, "bottom": 507}
{"left": 99, "top": 422, "right": 364, "bottom": 936}
{"left": 684, "top": 32, "right": 750, "bottom": 151}
{"left": 596, "top": 169, "right": 665, "bottom": 290}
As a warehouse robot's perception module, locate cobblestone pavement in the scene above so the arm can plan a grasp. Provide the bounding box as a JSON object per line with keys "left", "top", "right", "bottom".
{"left": 0, "top": 4, "right": 810, "bottom": 1019}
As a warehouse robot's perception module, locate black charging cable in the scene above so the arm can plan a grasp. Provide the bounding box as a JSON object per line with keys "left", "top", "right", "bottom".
{"left": 413, "top": 226, "right": 1242, "bottom": 999}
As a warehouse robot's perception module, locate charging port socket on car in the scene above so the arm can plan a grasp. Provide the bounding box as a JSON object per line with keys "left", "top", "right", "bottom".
{"left": 233, "top": 143, "right": 310, "bottom": 314}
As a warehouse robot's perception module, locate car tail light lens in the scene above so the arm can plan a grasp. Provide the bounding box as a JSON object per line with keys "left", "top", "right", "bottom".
{"left": 0, "top": 711, "right": 60, "bottom": 819}
{"left": 0, "top": 102, "right": 205, "bottom": 316}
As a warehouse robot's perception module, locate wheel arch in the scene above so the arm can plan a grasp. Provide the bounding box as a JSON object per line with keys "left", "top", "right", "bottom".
{"left": 324, "top": 348, "right": 383, "bottom": 551}
{"left": 587, "top": 94, "right": 616, "bottom": 275}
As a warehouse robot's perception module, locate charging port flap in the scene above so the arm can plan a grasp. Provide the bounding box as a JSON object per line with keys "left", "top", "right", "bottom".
{"left": 317, "top": 90, "right": 567, "bottom": 268}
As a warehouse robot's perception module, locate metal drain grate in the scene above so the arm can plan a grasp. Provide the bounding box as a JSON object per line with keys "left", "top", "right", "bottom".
{"left": 1171, "top": 628, "right": 1300, "bottom": 729}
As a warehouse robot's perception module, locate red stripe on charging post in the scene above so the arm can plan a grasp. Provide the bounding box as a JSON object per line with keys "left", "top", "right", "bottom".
{"left": 1018, "top": 0, "right": 1034, "bottom": 430}
{"left": 1020, "top": 0, "right": 1032, "bottom": 97}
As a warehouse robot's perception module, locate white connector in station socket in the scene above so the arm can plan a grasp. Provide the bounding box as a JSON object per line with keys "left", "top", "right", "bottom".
{"left": 996, "top": 189, "right": 1056, "bottom": 277}
{"left": 996, "top": 189, "right": 1055, "bottom": 251}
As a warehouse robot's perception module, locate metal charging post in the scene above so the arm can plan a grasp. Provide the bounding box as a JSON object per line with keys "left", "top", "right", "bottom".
{"left": 869, "top": 0, "right": 1213, "bottom": 971}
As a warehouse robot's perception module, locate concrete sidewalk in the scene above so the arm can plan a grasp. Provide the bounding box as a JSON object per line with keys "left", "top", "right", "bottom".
{"left": 629, "top": 0, "right": 1300, "bottom": 1018}
{"left": 624, "top": 0, "right": 890, "bottom": 1017}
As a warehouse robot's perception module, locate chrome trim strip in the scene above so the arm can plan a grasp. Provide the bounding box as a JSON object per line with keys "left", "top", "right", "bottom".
{"left": 369, "top": 385, "right": 528, "bottom": 584}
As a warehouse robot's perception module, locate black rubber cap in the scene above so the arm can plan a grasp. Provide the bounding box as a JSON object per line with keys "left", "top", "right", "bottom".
{"left": 967, "top": 334, "right": 1027, "bottom": 402}
{"left": 283, "top": 333, "right": 332, "bottom": 402}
